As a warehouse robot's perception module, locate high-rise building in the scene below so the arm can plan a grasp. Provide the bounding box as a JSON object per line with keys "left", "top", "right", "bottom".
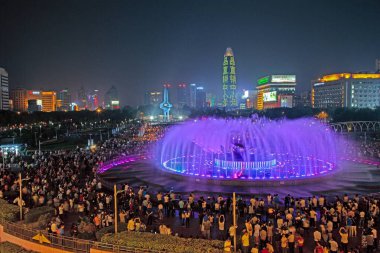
{"left": 0, "top": 68, "right": 10, "bottom": 110}
{"left": 41, "top": 91, "right": 57, "bottom": 112}
{"left": 196, "top": 86, "right": 206, "bottom": 109}
{"left": 189, "top": 83, "right": 197, "bottom": 108}
{"left": 376, "top": 59, "right": 380, "bottom": 73}
{"left": 57, "top": 89, "right": 71, "bottom": 111}
{"left": 256, "top": 75, "right": 296, "bottom": 110}
{"left": 104, "top": 86, "right": 120, "bottom": 110}
{"left": 240, "top": 90, "right": 257, "bottom": 109}
{"left": 312, "top": 73, "right": 380, "bottom": 109}
{"left": 144, "top": 91, "right": 162, "bottom": 106}
{"left": 222, "top": 47, "right": 237, "bottom": 109}
{"left": 176, "top": 83, "right": 189, "bottom": 108}
{"left": 10, "top": 88, "right": 28, "bottom": 111}
{"left": 86, "top": 90, "right": 99, "bottom": 110}
{"left": 77, "top": 86, "right": 87, "bottom": 110}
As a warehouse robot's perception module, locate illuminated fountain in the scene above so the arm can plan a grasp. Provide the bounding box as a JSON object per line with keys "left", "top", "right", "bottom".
{"left": 158, "top": 117, "right": 341, "bottom": 181}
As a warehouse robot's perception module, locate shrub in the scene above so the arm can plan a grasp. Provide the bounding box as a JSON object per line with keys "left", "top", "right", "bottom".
{"left": 24, "top": 206, "right": 55, "bottom": 224}
{"left": 95, "top": 225, "right": 126, "bottom": 241}
{"left": 0, "top": 199, "right": 19, "bottom": 222}
{"left": 101, "top": 231, "right": 224, "bottom": 253}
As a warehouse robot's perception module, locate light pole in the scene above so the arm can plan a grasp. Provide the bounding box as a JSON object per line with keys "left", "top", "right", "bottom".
{"left": 18, "top": 173, "right": 29, "bottom": 220}
{"left": 114, "top": 184, "right": 126, "bottom": 235}
{"left": 19, "top": 128, "right": 22, "bottom": 136}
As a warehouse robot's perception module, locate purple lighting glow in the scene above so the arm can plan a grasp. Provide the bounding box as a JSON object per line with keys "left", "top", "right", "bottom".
{"left": 159, "top": 117, "right": 342, "bottom": 181}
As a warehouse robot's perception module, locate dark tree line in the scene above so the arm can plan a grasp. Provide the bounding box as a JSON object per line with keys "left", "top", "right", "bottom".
{"left": 0, "top": 107, "right": 137, "bottom": 126}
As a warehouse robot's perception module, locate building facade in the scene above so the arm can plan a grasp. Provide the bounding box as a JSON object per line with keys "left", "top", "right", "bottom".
{"left": 10, "top": 88, "right": 27, "bottom": 112}
{"left": 195, "top": 86, "right": 206, "bottom": 109}
{"left": 104, "top": 86, "right": 120, "bottom": 110}
{"left": 176, "top": 83, "right": 189, "bottom": 108}
{"left": 312, "top": 73, "right": 380, "bottom": 109}
{"left": 256, "top": 75, "right": 296, "bottom": 110}
{"left": 28, "top": 99, "right": 42, "bottom": 112}
{"left": 0, "top": 68, "right": 10, "bottom": 110}
{"left": 222, "top": 48, "right": 237, "bottom": 109}
{"left": 144, "top": 91, "right": 162, "bottom": 106}
{"left": 57, "top": 89, "right": 71, "bottom": 111}
{"left": 41, "top": 91, "right": 57, "bottom": 112}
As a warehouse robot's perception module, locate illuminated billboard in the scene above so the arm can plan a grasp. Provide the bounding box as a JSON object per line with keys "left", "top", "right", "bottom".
{"left": 263, "top": 91, "right": 277, "bottom": 102}
{"left": 271, "top": 75, "right": 296, "bottom": 83}
{"left": 257, "top": 76, "right": 270, "bottom": 85}
{"left": 111, "top": 100, "right": 119, "bottom": 105}
{"left": 242, "top": 90, "right": 249, "bottom": 99}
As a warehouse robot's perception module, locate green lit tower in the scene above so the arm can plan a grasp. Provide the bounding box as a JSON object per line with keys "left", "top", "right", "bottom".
{"left": 222, "top": 47, "right": 237, "bottom": 108}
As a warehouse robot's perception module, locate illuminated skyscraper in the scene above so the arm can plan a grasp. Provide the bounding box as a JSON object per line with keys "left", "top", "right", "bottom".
{"left": 0, "top": 67, "right": 10, "bottom": 110}
{"left": 222, "top": 48, "right": 237, "bottom": 108}
{"left": 57, "top": 88, "right": 71, "bottom": 111}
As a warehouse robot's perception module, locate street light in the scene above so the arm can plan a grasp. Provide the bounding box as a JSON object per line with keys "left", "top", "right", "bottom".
{"left": 18, "top": 173, "right": 29, "bottom": 221}
{"left": 114, "top": 184, "right": 126, "bottom": 235}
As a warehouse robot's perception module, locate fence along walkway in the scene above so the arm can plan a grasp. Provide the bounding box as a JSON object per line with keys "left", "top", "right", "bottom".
{"left": 0, "top": 218, "right": 165, "bottom": 253}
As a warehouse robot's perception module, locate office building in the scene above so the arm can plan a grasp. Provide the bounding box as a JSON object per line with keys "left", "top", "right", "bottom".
{"left": 28, "top": 99, "right": 42, "bottom": 112}
{"left": 222, "top": 48, "right": 237, "bottom": 108}
{"left": 240, "top": 90, "right": 257, "bottom": 109}
{"left": 10, "top": 88, "right": 28, "bottom": 111}
{"left": 77, "top": 86, "right": 87, "bottom": 110}
{"left": 256, "top": 75, "right": 296, "bottom": 110}
{"left": 144, "top": 91, "right": 162, "bottom": 105}
{"left": 41, "top": 91, "right": 57, "bottom": 112}
{"left": 57, "top": 89, "right": 72, "bottom": 111}
{"left": 104, "top": 86, "right": 120, "bottom": 110}
{"left": 0, "top": 68, "right": 10, "bottom": 110}
{"left": 176, "top": 83, "right": 189, "bottom": 108}
{"left": 86, "top": 90, "right": 99, "bottom": 111}
{"left": 312, "top": 73, "right": 380, "bottom": 109}
{"left": 195, "top": 86, "right": 206, "bottom": 109}
{"left": 189, "top": 83, "right": 197, "bottom": 108}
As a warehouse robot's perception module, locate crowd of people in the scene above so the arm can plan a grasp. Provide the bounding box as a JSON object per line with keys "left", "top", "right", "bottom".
{"left": 0, "top": 122, "right": 379, "bottom": 253}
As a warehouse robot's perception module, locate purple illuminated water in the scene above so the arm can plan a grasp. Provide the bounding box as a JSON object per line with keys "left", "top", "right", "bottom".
{"left": 159, "top": 117, "right": 343, "bottom": 181}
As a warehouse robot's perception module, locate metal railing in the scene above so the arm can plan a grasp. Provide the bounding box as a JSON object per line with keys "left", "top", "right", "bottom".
{"left": 0, "top": 218, "right": 165, "bottom": 253}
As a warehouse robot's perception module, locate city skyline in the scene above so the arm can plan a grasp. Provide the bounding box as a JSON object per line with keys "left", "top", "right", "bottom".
{"left": 1, "top": 0, "right": 380, "bottom": 106}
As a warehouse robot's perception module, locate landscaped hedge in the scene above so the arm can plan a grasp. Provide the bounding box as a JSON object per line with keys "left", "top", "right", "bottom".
{"left": 95, "top": 224, "right": 126, "bottom": 241}
{"left": 0, "top": 241, "right": 37, "bottom": 253}
{"left": 101, "top": 231, "right": 224, "bottom": 253}
{"left": 0, "top": 199, "right": 19, "bottom": 222}
{"left": 24, "top": 206, "right": 55, "bottom": 224}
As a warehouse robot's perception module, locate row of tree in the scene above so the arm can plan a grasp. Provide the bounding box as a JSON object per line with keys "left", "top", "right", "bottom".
{"left": 0, "top": 107, "right": 136, "bottom": 126}
{"left": 0, "top": 106, "right": 379, "bottom": 126}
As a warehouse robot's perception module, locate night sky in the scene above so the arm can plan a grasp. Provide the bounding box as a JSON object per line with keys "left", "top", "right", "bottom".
{"left": 1, "top": 0, "right": 379, "bottom": 106}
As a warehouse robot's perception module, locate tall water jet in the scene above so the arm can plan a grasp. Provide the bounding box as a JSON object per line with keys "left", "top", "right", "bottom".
{"left": 158, "top": 117, "right": 342, "bottom": 181}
